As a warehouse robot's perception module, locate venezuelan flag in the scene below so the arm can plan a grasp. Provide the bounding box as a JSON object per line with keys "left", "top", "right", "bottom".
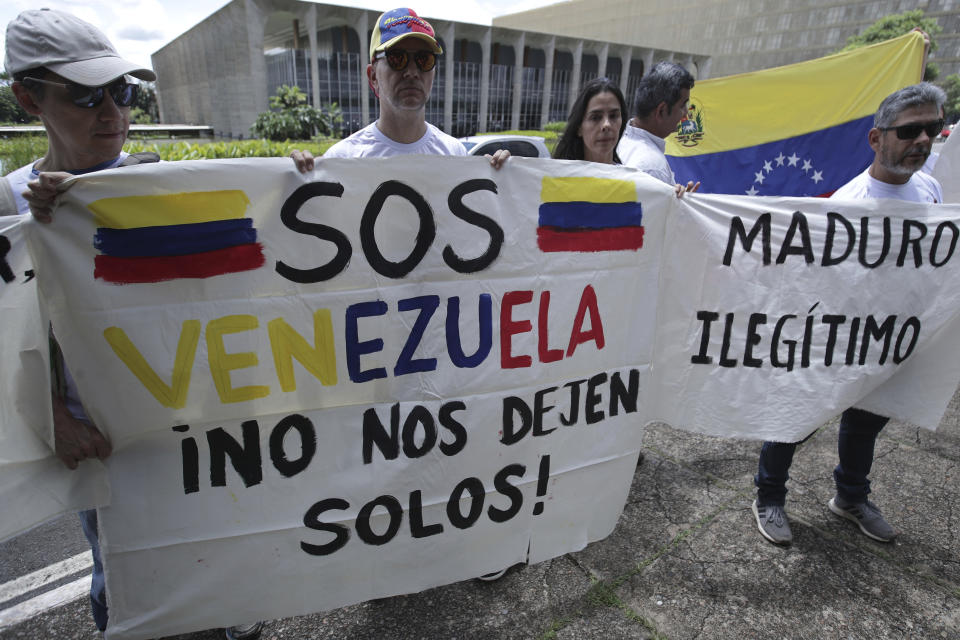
{"left": 537, "top": 176, "right": 643, "bottom": 252}
{"left": 666, "top": 32, "right": 926, "bottom": 197}
{"left": 89, "top": 190, "right": 265, "bottom": 284}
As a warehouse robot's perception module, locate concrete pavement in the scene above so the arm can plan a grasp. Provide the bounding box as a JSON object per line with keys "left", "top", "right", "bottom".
{"left": 3, "top": 386, "right": 959, "bottom": 640}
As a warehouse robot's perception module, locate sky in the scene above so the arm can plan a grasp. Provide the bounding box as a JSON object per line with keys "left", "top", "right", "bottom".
{"left": 1, "top": 0, "right": 561, "bottom": 74}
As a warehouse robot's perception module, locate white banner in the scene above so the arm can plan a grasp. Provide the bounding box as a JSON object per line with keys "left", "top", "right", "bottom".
{"left": 0, "top": 217, "right": 108, "bottom": 540}
{"left": 3, "top": 156, "right": 958, "bottom": 638}
{"left": 932, "top": 130, "right": 960, "bottom": 204}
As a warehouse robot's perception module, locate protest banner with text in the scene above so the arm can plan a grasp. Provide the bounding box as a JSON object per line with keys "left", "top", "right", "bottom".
{"left": 1, "top": 157, "right": 958, "bottom": 638}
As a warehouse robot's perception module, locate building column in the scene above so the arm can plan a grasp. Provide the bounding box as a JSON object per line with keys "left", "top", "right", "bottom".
{"left": 619, "top": 45, "right": 632, "bottom": 99}
{"left": 479, "top": 29, "right": 491, "bottom": 133}
{"left": 443, "top": 23, "right": 455, "bottom": 133}
{"left": 245, "top": 0, "right": 269, "bottom": 138}
{"left": 306, "top": 5, "right": 320, "bottom": 107}
{"left": 597, "top": 42, "right": 609, "bottom": 78}
{"left": 684, "top": 54, "right": 695, "bottom": 77}
{"left": 700, "top": 56, "right": 713, "bottom": 80}
{"left": 540, "top": 36, "right": 555, "bottom": 129}
{"left": 357, "top": 11, "right": 370, "bottom": 126}
{"left": 510, "top": 32, "right": 525, "bottom": 131}
{"left": 642, "top": 48, "right": 654, "bottom": 77}
{"left": 568, "top": 40, "right": 583, "bottom": 111}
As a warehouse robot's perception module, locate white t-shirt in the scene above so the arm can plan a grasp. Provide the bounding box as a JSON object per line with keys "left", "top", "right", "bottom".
{"left": 616, "top": 124, "right": 675, "bottom": 185}
{"left": 831, "top": 167, "right": 943, "bottom": 204}
{"left": 324, "top": 121, "right": 466, "bottom": 158}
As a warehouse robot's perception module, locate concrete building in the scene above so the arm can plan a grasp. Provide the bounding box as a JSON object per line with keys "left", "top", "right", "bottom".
{"left": 150, "top": 0, "right": 707, "bottom": 139}
{"left": 494, "top": 0, "right": 960, "bottom": 80}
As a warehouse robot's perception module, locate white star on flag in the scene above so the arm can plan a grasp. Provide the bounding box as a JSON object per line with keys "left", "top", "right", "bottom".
{"left": 743, "top": 149, "right": 825, "bottom": 196}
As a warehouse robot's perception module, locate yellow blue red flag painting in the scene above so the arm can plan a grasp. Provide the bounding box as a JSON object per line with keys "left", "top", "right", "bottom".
{"left": 666, "top": 32, "right": 926, "bottom": 197}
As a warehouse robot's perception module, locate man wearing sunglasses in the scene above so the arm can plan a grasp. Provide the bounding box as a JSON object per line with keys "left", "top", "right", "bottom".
{"left": 3, "top": 9, "right": 266, "bottom": 640}
{"left": 292, "top": 7, "right": 499, "bottom": 171}
{"left": 4, "top": 9, "right": 156, "bottom": 217}
{"left": 752, "top": 82, "right": 946, "bottom": 548}
{"left": 831, "top": 82, "right": 945, "bottom": 202}
{"left": 325, "top": 7, "right": 464, "bottom": 158}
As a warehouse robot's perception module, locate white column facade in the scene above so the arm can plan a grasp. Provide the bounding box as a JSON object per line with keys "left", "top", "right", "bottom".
{"left": 443, "top": 23, "right": 455, "bottom": 133}
{"left": 357, "top": 11, "right": 370, "bottom": 126}
{"left": 510, "top": 32, "right": 525, "bottom": 131}
{"left": 597, "top": 43, "right": 609, "bottom": 78}
{"left": 306, "top": 5, "right": 320, "bottom": 108}
{"left": 619, "top": 45, "right": 632, "bottom": 98}
{"left": 642, "top": 48, "right": 654, "bottom": 78}
{"left": 700, "top": 56, "right": 713, "bottom": 80}
{"left": 568, "top": 40, "right": 583, "bottom": 112}
{"left": 540, "top": 36, "right": 556, "bottom": 129}
{"left": 478, "top": 29, "right": 491, "bottom": 133}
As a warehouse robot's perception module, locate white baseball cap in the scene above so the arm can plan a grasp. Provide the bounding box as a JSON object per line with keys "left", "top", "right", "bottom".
{"left": 4, "top": 9, "right": 156, "bottom": 85}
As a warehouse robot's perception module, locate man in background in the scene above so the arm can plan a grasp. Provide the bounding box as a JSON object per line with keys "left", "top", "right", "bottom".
{"left": 617, "top": 61, "right": 699, "bottom": 196}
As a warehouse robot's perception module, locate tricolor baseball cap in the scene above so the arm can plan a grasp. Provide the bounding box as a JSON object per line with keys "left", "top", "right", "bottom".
{"left": 369, "top": 8, "right": 442, "bottom": 62}
{"left": 4, "top": 9, "right": 156, "bottom": 85}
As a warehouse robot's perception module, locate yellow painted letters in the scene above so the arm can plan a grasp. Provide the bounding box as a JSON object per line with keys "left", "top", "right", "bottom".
{"left": 103, "top": 320, "right": 201, "bottom": 409}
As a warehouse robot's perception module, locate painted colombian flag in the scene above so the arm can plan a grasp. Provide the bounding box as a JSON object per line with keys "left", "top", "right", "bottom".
{"left": 666, "top": 32, "right": 926, "bottom": 198}
{"left": 537, "top": 177, "right": 643, "bottom": 252}
{"left": 89, "top": 190, "right": 265, "bottom": 284}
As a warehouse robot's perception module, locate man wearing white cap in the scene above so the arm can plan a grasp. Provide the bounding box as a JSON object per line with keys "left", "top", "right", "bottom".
{"left": 3, "top": 9, "right": 263, "bottom": 639}
{"left": 5, "top": 8, "right": 157, "bottom": 215}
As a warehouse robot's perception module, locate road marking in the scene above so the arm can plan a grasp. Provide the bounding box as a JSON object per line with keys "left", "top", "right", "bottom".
{"left": 0, "top": 575, "right": 90, "bottom": 629}
{"left": 0, "top": 552, "right": 92, "bottom": 604}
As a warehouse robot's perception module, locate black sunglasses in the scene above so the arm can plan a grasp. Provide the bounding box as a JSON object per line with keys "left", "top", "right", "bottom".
{"left": 376, "top": 49, "right": 437, "bottom": 72}
{"left": 879, "top": 119, "right": 944, "bottom": 140}
{"left": 22, "top": 76, "right": 138, "bottom": 108}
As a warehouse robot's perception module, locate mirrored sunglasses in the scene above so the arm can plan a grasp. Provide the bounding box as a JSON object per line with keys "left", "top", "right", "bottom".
{"left": 880, "top": 119, "right": 944, "bottom": 140}
{"left": 377, "top": 49, "right": 437, "bottom": 72}
{"left": 23, "top": 77, "right": 138, "bottom": 109}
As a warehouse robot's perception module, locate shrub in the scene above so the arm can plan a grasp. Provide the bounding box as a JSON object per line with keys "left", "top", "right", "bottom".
{"left": 122, "top": 139, "right": 337, "bottom": 160}
{"left": 543, "top": 121, "right": 566, "bottom": 134}
{"left": 2, "top": 136, "right": 339, "bottom": 175}
{"left": 0, "top": 136, "right": 48, "bottom": 175}
{"left": 251, "top": 85, "right": 342, "bottom": 141}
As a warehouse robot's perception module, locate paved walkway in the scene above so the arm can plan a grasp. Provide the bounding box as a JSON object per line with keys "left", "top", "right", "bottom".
{"left": 4, "top": 387, "right": 959, "bottom": 640}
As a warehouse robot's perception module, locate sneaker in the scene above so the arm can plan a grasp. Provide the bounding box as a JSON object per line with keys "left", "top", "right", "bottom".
{"left": 476, "top": 568, "right": 509, "bottom": 581}
{"left": 224, "top": 622, "right": 264, "bottom": 640}
{"left": 828, "top": 496, "right": 896, "bottom": 542}
{"left": 752, "top": 499, "right": 792, "bottom": 545}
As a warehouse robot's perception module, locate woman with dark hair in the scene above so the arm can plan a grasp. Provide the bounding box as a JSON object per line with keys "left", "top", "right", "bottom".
{"left": 553, "top": 77, "right": 627, "bottom": 164}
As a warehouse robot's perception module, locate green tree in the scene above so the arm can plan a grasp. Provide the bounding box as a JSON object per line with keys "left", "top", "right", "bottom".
{"left": 133, "top": 81, "right": 159, "bottom": 123}
{"left": 0, "top": 86, "right": 32, "bottom": 124}
{"left": 839, "top": 9, "right": 941, "bottom": 80}
{"left": 940, "top": 74, "right": 960, "bottom": 121}
{"left": 250, "top": 85, "right": 342, "bottom": 141}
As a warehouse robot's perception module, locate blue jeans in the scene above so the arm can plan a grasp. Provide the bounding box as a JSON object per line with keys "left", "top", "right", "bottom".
{"left": 79, "top": 509, "right": 108, "bottom": 631}
{"left": 755, "top": 408, "right": 889, "bottom": 507}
